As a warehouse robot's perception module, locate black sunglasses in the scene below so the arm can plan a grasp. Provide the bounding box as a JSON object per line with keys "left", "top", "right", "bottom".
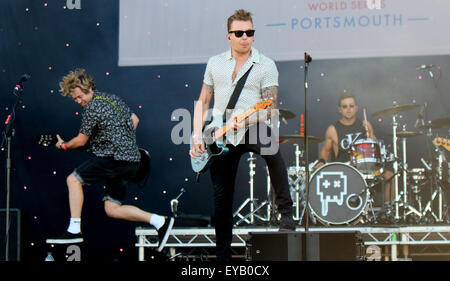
{"left": 228, "top": 29, "right": 255, "bottom": 38}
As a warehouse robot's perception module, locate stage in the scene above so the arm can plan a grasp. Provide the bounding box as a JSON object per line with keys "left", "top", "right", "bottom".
{"left": 135, "top": 224, "right": 450, "bottom": 261}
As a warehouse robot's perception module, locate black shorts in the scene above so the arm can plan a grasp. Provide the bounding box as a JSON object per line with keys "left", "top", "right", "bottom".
{"left": 73, "top": 156, "right": 139, "bottom": 205}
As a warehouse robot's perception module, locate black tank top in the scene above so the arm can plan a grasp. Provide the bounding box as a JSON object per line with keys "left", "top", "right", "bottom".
{"left": 332, "top": 118, "right": 366, "bottom": 162}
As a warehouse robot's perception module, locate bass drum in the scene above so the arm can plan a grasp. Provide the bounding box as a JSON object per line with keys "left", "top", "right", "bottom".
{"left": 308, "top": 162, "right": 369, "bottom": 225}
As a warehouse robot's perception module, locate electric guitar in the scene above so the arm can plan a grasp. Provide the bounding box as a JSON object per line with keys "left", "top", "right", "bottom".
{"left": 434, "top": 137, "right": 450, "bottom": 151}
{"left": 36, "top": 135, "right": 151, "bottom": 184}
{"left": 190, "top": 99, "right": 273, "bottom": 173}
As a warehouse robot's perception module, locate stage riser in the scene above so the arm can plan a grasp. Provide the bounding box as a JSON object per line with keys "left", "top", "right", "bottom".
{"left": 248, "top": 231, "right": 361, "bottom": 261}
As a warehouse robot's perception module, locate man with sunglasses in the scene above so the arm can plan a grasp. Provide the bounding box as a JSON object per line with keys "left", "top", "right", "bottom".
{"left": 314, "top": 94, "right": 374, "bottom": 165}
{"left": 314, "top": 94, "right": 395, "bottom": 221}
{"left": 190, "top": 9, "right": 295, "bottom": 261}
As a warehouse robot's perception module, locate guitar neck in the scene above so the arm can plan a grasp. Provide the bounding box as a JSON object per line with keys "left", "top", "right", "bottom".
{"left": 214, "top": 107, "right": 257, "bottom": 140}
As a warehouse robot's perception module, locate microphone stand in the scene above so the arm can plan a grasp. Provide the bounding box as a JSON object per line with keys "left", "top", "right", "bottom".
{"left": 2, "top": 80, "right": 26, "bottom": 261}
{"left": 303, "top": 53, "right": 312, "bottom": 232}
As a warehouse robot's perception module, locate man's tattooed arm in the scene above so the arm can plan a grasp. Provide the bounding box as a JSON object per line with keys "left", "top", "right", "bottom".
{"left": 246, "top": 86, "right": 278, "bottom": 126}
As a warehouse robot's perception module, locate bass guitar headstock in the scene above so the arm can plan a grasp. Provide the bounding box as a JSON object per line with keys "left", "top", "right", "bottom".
{"left": 36, "top": 135, "right": 57, "bottom": 147}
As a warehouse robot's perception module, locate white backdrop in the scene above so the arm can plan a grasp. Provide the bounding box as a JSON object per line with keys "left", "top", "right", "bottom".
{"left": 118, "top": 0, "right": 450, "bottom": 66}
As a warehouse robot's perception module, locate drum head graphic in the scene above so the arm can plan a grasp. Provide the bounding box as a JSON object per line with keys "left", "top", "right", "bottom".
{"left": 308, "top": 162, "right": 368, "bottom": 225}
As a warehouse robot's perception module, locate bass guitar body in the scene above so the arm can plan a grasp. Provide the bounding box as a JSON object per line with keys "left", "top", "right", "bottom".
{"left": 190, "top": 121, "right": 229, "bottom": 173}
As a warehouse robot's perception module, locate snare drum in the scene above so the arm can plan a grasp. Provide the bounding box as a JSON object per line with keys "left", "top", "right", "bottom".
{"left": 350, "top": 139, "right": 384, "bottom": 173}
{"left": 308, "top": 162, "right": 368, "bottom": 225}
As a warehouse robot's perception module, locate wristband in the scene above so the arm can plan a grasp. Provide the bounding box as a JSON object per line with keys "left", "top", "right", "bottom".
{"left": 61, "top": 142, "right": 68, "bottom": 151}
{"left": 318, "top": 158, "right": 326, "bottom": 165}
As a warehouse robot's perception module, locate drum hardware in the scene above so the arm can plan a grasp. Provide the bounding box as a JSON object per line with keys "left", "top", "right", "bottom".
{"left": 278, "top": 108, "right": 296, "bottom": 125}
{"left": 399, "top": 125, "right": 419, "bottom": 222}
{"left": 413, "top": 115, "right": 450, "bottom": 224}
{"left": 372, "top": 103, "right": 420, "bottom": 117}
{"left": 357, "top": 184, "right": 379, "bottom": 225}
{"left": 289, "top": 160, "right": 319, "bottom": 225}
{"left": 276, "top": 136, "right": 323, "bottom": 223}
{"left": 278, "top": 134, "right": 323, "bottom": 144}
{"left": 278, "top": 134, "right": 323, "bottom": 225}
{"left": 386, "top": 133, "right": 425, "bottom": 224}
{"left": 418, "top": 115, "right": 450, "bottom": 130}
{"left": 373, "top": 101, "right": 422, "bottom": 221}
{"left": 233, "top": 152, "right": 270, "bottom": 226}
{"left": 292, "top": 144, "right": 304, "bottom": 220}
{"left": 287, "top": 165, "right": 317, "bottom": 226}
{"left": 405, "top": 166, "right": 432, "bottom": 219}
{"left": 389, "top": 131, "right": 423, "bottom": 138}
{"left": 419, "top": 149, "right": 449, "bottom": 223}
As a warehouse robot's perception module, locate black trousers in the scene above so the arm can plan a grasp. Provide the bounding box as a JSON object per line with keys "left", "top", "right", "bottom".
{"left": 209, "top": 124, "right": 293, "bottom": 260}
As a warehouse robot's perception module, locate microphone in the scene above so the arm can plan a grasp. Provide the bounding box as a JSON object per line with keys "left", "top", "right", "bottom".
{"left": 170, "top": 199, "right": 179, "bottom": 217}
{"left": 170, "top": 187, "right": 185, "bottom": 216}
{"left": 414, "top": 103, "right": 426, "bottom": 129}
{"left": 416, "top": 64, "right": 434, "bottom": 70}
{"left": 14, "top": 74, "right": 31, "bottom": 91}
{"left": 304, "top": 52, "right": 312, "bottom": 63}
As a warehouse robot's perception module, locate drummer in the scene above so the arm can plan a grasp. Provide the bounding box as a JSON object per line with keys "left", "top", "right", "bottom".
{"left": 313, "top": 94, "right": 395, "bottom": 218}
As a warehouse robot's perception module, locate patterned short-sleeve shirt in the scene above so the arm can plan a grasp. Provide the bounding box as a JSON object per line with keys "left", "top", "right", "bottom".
{"left": 80, "top": 91, "right": 140, "bottom": 162}
{"left": 203, "top": 47, "right": 278, "bottom": 146}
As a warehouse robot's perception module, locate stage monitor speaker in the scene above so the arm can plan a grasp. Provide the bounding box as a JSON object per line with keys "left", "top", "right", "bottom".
{"left": 0, "top": 208, "right": 22, "bottom": 261}
{"left": 247, "top": 232, "right": 303, "bottom": 261}
{"left": 305, "top": 231, "right": 360, "bottom": 261}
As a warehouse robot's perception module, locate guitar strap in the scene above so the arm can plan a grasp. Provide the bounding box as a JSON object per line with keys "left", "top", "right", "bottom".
{"left": 94, "top": 96, "right": 134, "bottom": 133}
{"left": 223, "top": 64, "right": 254, "bottom": 122}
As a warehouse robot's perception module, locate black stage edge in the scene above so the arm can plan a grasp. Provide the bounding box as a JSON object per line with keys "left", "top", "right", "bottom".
{"left": 248, "top": 231, "right": 362, "bottom": 261}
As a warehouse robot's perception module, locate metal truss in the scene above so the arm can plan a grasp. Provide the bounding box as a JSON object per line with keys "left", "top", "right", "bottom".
{"left": 135, "top": 225, "right": 450, "bottom": 261}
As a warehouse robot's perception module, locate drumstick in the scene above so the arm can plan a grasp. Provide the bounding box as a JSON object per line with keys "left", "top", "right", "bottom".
{"left": 363, "top": 108, "right": 369, "bottom": 137}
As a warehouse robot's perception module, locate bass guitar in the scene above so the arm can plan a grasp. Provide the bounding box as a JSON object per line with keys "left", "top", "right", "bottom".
{"left": 190, "top": 99, "right": 273, "bottom": 173}
{"left": 36, "top": 135, "right": 150, "bottom": 184}
{"left": 433, "top": 137, "right": 450, "bottom": 151}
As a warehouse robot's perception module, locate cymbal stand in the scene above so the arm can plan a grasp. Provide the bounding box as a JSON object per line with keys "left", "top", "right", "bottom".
{"left": 420, "top": 148, "right": 447, "bottom": 222}
{"left": 293, "top": 144, "right": 304, "bottom": 221}
{"left": 397, "top": 126, "right": 422, "bottom": 220}
{"left": 401, "top": 125, "right": 408, "bottom": 211}
{"left": 264, "top": 166, "right": 279, "bottom": 224}
{"left": 390, "top": 108, "right": 401, "bottom": 220}
{"left": 234, "top": 153, "right": 269, "bottom": 226}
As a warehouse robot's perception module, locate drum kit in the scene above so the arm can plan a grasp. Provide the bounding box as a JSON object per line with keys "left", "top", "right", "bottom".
{"left": 234, "top": 104, "right": 450, "bottom": 227}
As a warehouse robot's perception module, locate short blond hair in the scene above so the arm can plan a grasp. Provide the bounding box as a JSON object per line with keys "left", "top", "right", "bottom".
{"left": 59, "top": 68, "right": 96, "bottom": 96}
{"left": 227, "top": 9, "right": 253, "bottom": 32}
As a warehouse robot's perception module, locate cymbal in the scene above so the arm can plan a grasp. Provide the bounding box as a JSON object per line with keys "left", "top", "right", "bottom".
{"left": 389, "top": 131, "right": 423, "bottom": 138}
{"left": 372, "top": 104, "right": 420, "bottom": 117}
{"left": 279, "top": 134, "right": 323, "bottom": 144}
{"left": 418, "top": 123, "right": 438, "bottom": 130}
{"left": 418, "top": 116, "right": 450, "bottom": 130}
{"left": 278, "top": 109, "right": 296, "bottom": 120}
{"left": 430, "top": 116, "right": 450, "bottom": 127}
